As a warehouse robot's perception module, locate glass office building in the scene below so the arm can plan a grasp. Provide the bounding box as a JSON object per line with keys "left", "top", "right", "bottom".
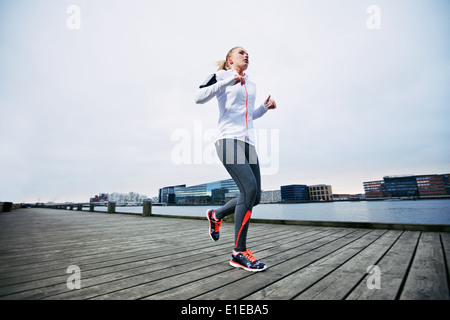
{"left": 159, "top": 179, "right": 239, "bottom": 205}
{"left": 159, "top": 185, "right": 186, "bottom": 204}
{"left": 383, "top": 176, "right": 419, "bottom": 197}
{"left": 443, "top": 174, "right": 450, "bottom": 195}
{"left": 364, "top": 173, "right": 450, "bottom": 199}
{"left": 280, "top": 185, "right": 309, "bottom": 202}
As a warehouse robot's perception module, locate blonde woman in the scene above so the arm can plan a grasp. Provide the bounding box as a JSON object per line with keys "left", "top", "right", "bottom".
{"left": 195, "top": 47, "right": 276, "bottom": 272}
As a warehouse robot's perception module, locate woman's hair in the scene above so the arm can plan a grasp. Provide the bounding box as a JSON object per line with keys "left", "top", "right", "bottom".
{"left": 216, "top": 47, "right": 242, "bottom": 71}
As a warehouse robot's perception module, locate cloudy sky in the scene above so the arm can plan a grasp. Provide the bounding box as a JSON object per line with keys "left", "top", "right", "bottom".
{"left": 1, "top": 0, "right": 449, "bottom": 203}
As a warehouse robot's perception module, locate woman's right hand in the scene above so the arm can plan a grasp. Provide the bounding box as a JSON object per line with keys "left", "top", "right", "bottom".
{"left": 234, "top": 75, "right": 246, "bottom": 85}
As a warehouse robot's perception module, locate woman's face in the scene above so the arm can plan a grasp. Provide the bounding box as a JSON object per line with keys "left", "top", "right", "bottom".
{"left": 229, "top": 48, "right": 249, "bottom": 72}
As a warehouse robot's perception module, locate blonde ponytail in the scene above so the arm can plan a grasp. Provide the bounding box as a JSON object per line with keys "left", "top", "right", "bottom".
{"left": 216, "top": 46, "right": 241, "bottom": 71}
{"left": 216, "top": 60, "right": 228, "bottom": 71}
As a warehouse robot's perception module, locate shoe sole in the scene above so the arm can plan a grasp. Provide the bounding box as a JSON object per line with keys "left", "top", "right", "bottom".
{"left": 206, "top": 209, "right": 218, "bottom": 242}
{"left": 229, "top": 260, "right": 268, "bottom": 272}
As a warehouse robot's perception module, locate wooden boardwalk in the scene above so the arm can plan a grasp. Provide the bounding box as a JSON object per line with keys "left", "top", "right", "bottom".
{"left": 0, "top": 208, "right": 449, "bottom": 300}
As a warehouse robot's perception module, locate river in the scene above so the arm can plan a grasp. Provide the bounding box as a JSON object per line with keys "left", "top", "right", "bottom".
{"left": 93, "top": 199, "right": 450, "bottom": 225}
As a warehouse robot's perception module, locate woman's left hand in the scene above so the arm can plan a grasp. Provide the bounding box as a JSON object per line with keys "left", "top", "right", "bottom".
{"left": 264, "top": 95, "right": 277, "bottom": 109}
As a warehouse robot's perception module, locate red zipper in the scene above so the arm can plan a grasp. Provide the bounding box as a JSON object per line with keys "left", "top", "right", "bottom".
{"left": 244, "top": 83, "right": 248, "bottom": 142}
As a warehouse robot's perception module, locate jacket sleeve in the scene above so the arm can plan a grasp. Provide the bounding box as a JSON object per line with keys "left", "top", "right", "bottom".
{"left": 194, "top": 73, "right": 236, "bottom": 104}
{"left": 253, "top": 103, "right": 269, "bottom": 120}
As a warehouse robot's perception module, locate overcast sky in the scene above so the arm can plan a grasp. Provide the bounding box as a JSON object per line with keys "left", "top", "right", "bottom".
{"left": 1, "top": 0, "right": 449, "bottom": 203}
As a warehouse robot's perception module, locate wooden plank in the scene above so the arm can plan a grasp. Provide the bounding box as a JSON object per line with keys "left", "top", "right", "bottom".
{"left": 0, "top": 219, "right": 286, "bottom": 299}
{"left": 76, "top": 227, "right": 337, "bottom": 300}
{"left": 14, "top": 224, "right": 314, "bottom": 300}
{"left": 142, "top": 228, "right": 344, "bottom": 300}
{"left": 0, "top": 224, "right": 228, "bottom": 281}
{"left": 440, "top": 232, "right": 450, "bottom": 290}
{"left": 0, "top": 216, "right": 204, "bottom": 265}
{"left": 243, "top": 229, "right": 390, "bottom": 300}
{"left": 188, "top": 229, "right": 372, "bottom": 300}
{"left": 399, "top": 232, "right": 449, "bottom": 300}
{"left": 345, "top": 231, "right": 420, "bottom": 300}
{"left": 293, "top": 230, "right": 402, "bottom": 300}
{"left": 1, "top": 208, "right": 449, "bottom": 300}
{"left": 0, "top": 210, "right": 282, "bottom": 272}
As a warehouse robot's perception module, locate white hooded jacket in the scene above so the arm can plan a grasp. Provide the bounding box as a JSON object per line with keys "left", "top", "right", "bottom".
{"left": 195, "top": 69, "right": 269, "bottom": 146}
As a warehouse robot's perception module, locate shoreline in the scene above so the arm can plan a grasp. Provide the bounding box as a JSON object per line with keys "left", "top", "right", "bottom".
{"left": 5, "top": 199, "right": 450, "bottom": 230}
{"left": 9, "top": 206, "right": 450, "bottom": 233}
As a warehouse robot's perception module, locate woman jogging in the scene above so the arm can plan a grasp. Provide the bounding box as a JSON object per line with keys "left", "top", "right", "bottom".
{"left": 195, "top": 47, "right": 277, "bottom": 272}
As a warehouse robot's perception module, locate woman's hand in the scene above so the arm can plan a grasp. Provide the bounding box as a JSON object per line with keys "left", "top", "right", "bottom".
{"left": 234, "top": 75, "right": 246, "bottom": 85}
{"left": 264, "top": 95, "right": 277, "bottom": 109}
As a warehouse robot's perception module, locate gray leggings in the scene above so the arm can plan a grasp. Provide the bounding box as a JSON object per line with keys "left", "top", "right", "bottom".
{"left": 214, "top": 139, "right": 261, "bottom": 251}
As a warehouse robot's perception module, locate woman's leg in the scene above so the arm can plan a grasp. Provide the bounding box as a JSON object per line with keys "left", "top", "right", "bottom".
{"left": 211, "top": 139, "right": 266, "bottom": 271}
{"left": 214, "top": 139, "right": 261, "bottom": 251}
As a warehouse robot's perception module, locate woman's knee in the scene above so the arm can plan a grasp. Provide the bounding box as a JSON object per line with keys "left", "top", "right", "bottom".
{"left": 244, "top": 182, "right": 259, "bottom": 208}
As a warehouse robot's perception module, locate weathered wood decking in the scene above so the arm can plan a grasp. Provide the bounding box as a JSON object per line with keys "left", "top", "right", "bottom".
{"left": 0, "top": 208, "right": 449, "bottom": 300}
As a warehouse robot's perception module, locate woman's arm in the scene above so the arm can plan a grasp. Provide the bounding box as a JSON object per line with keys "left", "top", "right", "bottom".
{"left": 253, "top": 95, "right": 276, "bottom": 120}
{"left": 194, "top": 74, "right": 237, "bottom": 104}
{"left": 253, "top": 103, "right": 269, "bottom": 120}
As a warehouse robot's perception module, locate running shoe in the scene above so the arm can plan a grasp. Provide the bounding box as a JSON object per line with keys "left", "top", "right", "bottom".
{"left": 230, "top": 249, "right": 267, "bottom": 272}
{"left": 206, "top": 209, "right": 222, "bottom": 241}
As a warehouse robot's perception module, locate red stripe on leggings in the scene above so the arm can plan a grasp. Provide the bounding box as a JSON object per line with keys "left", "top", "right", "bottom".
{"left": 235, "top": 210, "right": 252, "bottom": 249}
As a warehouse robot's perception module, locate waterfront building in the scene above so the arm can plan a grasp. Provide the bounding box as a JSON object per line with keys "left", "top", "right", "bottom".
{"left": 308, "top": 184, "right": 333, "bottom": 202}
{"left": 280, "top": 185, "right": 309, "bottom": 202}
{"left": 363, "top": 173, "right": 450, "bottom": 199}
{"left": 333, "top": 194, "right": 365, "bottom": 201}
{"left": 444, "top": 174, "right": 450, "bottom": 195}
{"left": 108, "top": 192, "right": 149, "bottom": 206}
{"left": 90, "top": 193, "right": 108, "bottom": 203}
{"left": 416, "top": 174, "right": 448, "bottom": 197}
{"left": 151, "top": 197, "right": 159, "bottom": 204}
{"left": 384, "top": 175, "right": 419, "bottom": 198}
{"left": 363, "top": 180, "right": 385, "bottom": 198}
{"left": 260, "top": 190, "right": 282, "bottom": 204}
{"left": 90, "top": 192, "right": 149, "bottom": 205}
{"left": 159, "top": 185, "right": 186, "bottom": 204}
{"left": 159, "top": 179, "right": 239, "bottom": 205}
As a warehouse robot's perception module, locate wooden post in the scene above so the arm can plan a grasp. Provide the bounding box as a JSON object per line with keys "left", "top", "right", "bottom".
{"left": 1, "top": 202, "right": 12, "bottom": 212}
{"left": 107, "top": 202, "right": 116, "bottom": 214}
{"left": 77, "top": 204, "right": 82, "bottom": 211}
{"left": 89, "top": 203, "right": 95, "bottom": 212}
{"left": 143, "top": 200, "right": 152, "bottom": 216}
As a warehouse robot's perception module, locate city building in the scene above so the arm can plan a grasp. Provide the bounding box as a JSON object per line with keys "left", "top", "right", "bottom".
{"left": 260, "top": 190, "right": 282, "bottom": 204}
{"left": 444, "top": 174, "right": 450, "bottom": 195}
{"left": 280, "top": 184, "right": 334, "bottom": 202}
{"left": 151, "top": 197, "right": 159, "bottom": 204}
{"left": 108, "top": 192, "right": 149, "bottom": 206}
{"left": 333, "top": 194, "right": 365, "bottom": 201}
{"left": 159, "top": 179, "right": 239, "bottom": 205}
{"left": 89, "top": 192, "right": 148, "bottom": 205}
{"left": 363, "top": 180, "right": 385, "bottom": 199}
{"left": 308, "top": 184, "right": 333, "bottom": 202}
{"left": 90, "top": 193, "right": 108, "bottom": 203}
{"left": 159, "top": 185, "right": 186, "bottom": 204}
{"left": 363, "top": 173, "right": 450, "bottom": 199}
{"left": 384, "top": 175, "right": 419, "bottom": 198}
{"left": 416, "top": 174, "right": 448, "bottom": 197}
{"left": 280, "top": 185, "right": 309, "bottom": 202}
